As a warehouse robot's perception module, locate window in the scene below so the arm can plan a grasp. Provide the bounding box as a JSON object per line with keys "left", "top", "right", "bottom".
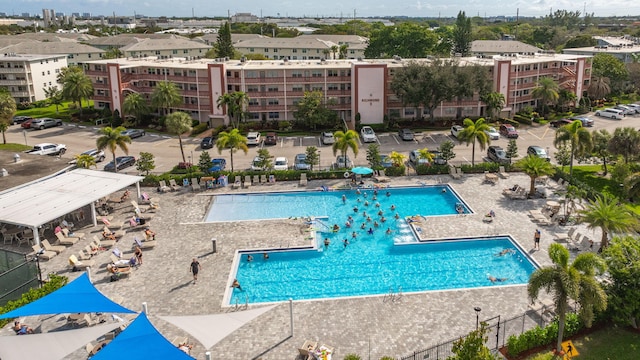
{"left": 266, "top": 71, "right": 279, "bottom": 78}
{"left": 268, "top": 112, "right": 280, "bottom": 119}
{"left": 155, "top": 51, "right": 161, "bottom": 55}
{"left": 42, "top": 72, "right": 45, "bottom": 76}
{"left": 291, "top": 71, "right": 302, "bottom": 78}
{"left": 87, "top": 54, "right": 92, "bottom": 58}
{"left": 327, "top": 70, "right": 338, "bottom": 77}
{"left": 248, "top": 99, "right": 259, "bottom": 105}
{"left": 312, "top": 86, "right": 323, "bottom": 91}
{"left": 292, "top": 49, "right": 297, "bottom": 53}
{"left": 173, "top": 50, "right": 178, "bottom": 54}
{"left": 268, "top": 86, "right": 279, "bottom": 92}
{"left": 311, "top": 70, "right": 323, "bottom": 77}
{"left": 183, "top": 50, "right": 189, "bottom": 54}
{"left": 273, "top": 48, "right": 278, "bottom": 53}
{"left": 245, "top": 71, "right": 257, "bottom": 78}
{"left": 291, "top": 85, "right": 303, "bottom": 92}
{"left": 404, "top": 108, "right": 415, "bottom": 116}
{"left": 264, "top": 48, "right": 269, "bottom": 53}
{"left": 249, "top": 48, "right": 254, "bottom": 52}
{"left": 247, "top": 86, "right": 259, "bottom": 92}
{"left": 302, "top": 49, "right": 307, "bottom": 53}
{"left": 445, "top": 108, "right": 456, "bottom": 115}
{"left": 327, "top": 84, "right": 339, "bottom": 91}
{"left": 188, "top": 70, "right": 197, "bottom": 77}
{"left": 268, "top": 99, "right": 279, "bottom": 105}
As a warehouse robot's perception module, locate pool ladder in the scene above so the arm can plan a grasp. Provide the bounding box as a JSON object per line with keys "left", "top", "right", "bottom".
{"left": 383, "top": 286, "right": 403, "bottom": 303}
{"left": 234, "top": 294, "right": 249, "bottom": 311}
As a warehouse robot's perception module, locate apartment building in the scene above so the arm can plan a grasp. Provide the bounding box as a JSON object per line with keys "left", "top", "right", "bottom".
{"left": 118, "top": 36, "right": 211, "bottom": 59}
{"left": 233, "top": 35, "right": 366, "bottom": 60}
{"left": 0, "top": 53, "right": 68, "bottom": 103}
{"left": 84, "top": 52, "right": 590, "bottom": 125}
{"left": 0, "top": 40, "right": 104, "bottom": 65}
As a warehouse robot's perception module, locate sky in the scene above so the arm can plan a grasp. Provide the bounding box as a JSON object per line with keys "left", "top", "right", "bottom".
{"left": 4, "top": 0, "right": 640, "bottom": 19}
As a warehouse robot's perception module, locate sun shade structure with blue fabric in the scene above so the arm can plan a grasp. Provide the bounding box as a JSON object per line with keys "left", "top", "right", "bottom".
{"left": 0, "top": 273, "right": 135, "bottom": 319}
{"left": 91, "top": 312, "right": 194, "bottom": 360}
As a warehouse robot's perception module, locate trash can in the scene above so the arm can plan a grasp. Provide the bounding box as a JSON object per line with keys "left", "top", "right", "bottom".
{"left": 211, "top": 238, "right": 217, "bottom": 254}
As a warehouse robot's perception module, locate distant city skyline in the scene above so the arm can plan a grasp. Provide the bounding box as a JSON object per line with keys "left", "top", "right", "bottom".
{"left": 4, "top": 0, "right": 640, "bottom": 19}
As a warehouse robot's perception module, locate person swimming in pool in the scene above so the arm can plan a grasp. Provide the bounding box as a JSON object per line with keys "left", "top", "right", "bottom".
{"left": 394, "top": 213, "right": 400, "bottom": 219}
{"left": 353, "top": 206, "right": 359, "bottom": 213}
{"left": 367, "top": 227, "right": 374, "bottom": 235}
{"left": 488, "top": 275, "right": 508, "bottom": 283}
{"left": 386, "top": 191, "right": 391, "bottom": 197}
{"left": 495, "top": 248, "right": 516, "bottom": 257}
{"left": 341, "top": 194, "right": 347, "bottom": 203}
{"left": 386, "top": 228, "right": 392, "bottom": 235}
{"left": 332, "top": 224, "right": 340, "bottom": 232}
{"left": 390, "top": 204, "right": 396, "bottom": 210}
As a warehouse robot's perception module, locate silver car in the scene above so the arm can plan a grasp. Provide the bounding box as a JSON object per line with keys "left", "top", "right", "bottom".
{"left": 321, "top": 132, "right": 335, "bottom": 145}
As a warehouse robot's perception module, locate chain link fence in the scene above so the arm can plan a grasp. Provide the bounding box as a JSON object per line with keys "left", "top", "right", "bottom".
{"left": 0, "top": 249, "right": 39, "bottom": 306}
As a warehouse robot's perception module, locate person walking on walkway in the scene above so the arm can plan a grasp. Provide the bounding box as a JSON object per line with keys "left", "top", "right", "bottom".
{"left": 190, "top": 258, "right": 201, "bottom": 284}
{"left": 534, "top": 229, "right": 541, "bottom": 250}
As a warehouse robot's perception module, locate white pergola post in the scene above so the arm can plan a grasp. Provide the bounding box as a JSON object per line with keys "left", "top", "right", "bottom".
{"left": 135, "top": 182, "right": 141, "bottom": 200}
{"left": 32, "top": 225, "right": 40, "bottom": 245}
{"left": 90, "top": 202, "right": 97, "bottom": 227}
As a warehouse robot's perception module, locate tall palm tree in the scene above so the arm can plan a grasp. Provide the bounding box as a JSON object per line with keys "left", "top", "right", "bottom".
{"left": 122, "top": 93, "right": 149, "bottom": 126}
{"left": 554, "top": 120, "right": 592, "bottom": 177}
{"left": 330, "top": 45, "right": 338, "bottom": 59}
{"left": 75, "top": 154, "right": 97, "bottom": 169}
{"left": 0, "top": 91, "right": 16, "bottom": 144}
{"left": 557, "top": 89, "right": 577, "bottom": 112}
{"left": 531, "top": 77, "right": 559, "bottom": 117}
{"left": 61, "top": 71, "right": 94, "bottom": 115}
{"left": 608, "top": 127, "right": 640, "bottom": 164}
{"left": 151, "top": 81, "right": 181, "bottom": 117}
{"left": 591, "top": 129, "right": 612, "bottom": 175}
{"left": 579, "top": 194, "right": 638, "bottom": 249}
{"left": 165, "top": 111, "right": 193, "bottom": 163}
{"left": 587, "top": 76, "right": 611, "bottom": 100}
{"left": 215, "top": 128, "right": 248, "bottom": 173}
{"left": 332, "top": 130, "right": 359, "bottom": 165}
{"left": 481, "top": 92, "right": 505, "bottom": 120}
{"left": 339, "top": 44, "right": 349, "bottom": 59}
{"left": 528, "top": 243, "right": 607, "bottom": 353}
{"left": 417, "top": 148, "right": 435, "bottom": 163}
{"left": 458, "top": 117, "right": 490, "bottom": 166}
{"left": 96, "top": 126, "right": 131, "bottom": 173}
{"left": 216, "top": 92, "right": 249, "bottom": 129}
{"left": 514, "top": 155, "right": 556, "bottom": 197}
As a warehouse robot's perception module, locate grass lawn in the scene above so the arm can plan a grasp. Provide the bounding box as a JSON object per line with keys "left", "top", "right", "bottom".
{"left": 15, "top": 101, "right": 94, "bottom": 119}
{"left": 0, "top": 143, "right": 32, "bottom": 151}
{"left": 570, "top": 165, "right": 640, "bottom": 214}
{"left": 525, "top": 326, "right": 640, "bottom": 360}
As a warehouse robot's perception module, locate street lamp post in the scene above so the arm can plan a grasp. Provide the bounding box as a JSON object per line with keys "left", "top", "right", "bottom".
{"left": 474, "top": 306, "right": 482, "bottom": 330}
{"left": 318, "top": 150, "right": 321, "bottom": 171}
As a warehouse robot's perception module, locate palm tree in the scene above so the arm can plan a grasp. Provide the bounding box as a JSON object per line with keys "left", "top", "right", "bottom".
{"left": 587, "top": 76, "right": 611, "bottom": 100}
{"left": 458, "top": 117, "right": 490, "bottom": 166}
{"left": 554, "top": 120, "right": 592, "bottom": 177}
{"left": 608, "top": 127, "right": 640, "bottom": 164}
{"left": 417, "top": 148, "right": 435, "bottom": 163}
{"left": 528, "top": 243, "right": 607, "bottom": 354}
{"left": 514, "top": 155, "right": 556, "bottom": 197}
{"left": 122, "top": 93, "right": 149, "bottom": 126}
{"left": 61, "top": 71, "right": 94, "bottom": 115}
{"left": 96, "top": 126, "right": 131, "bottom": 173}
{"left": 322, "top": 49, "right": 331, "bottom": 59}
{"left": 579, "top": 194, "right": 638, "bottom": 249}
{"left": 165, "top": 111, "right": 193, "bottom": 163}
{"left": 332, "top": 130, "right": 359, "bottom": 164}
{"left": 481, "top": 92, "right": 505, "bottom": 120}
{"left": 531, "top": 77, "right": 559, "bottom": 117}
{"left": 591, "top": 129, "right": 612, "bottom": 175}
{"left": 330, "top": 45, "right": 338, "bottom": 59}
{"left": 151, "top": 81, "right": 181, "bottom": 117}
{"left": 339, "top": 44, "right": 349, "bottom": 59}
{"left": 75, "top": 154, "right": 97, "bottom": 169}
{"left": 557, "top": 89, "right": 577, "bottom": 112}
{"left": 216, "top": 92, "right": 249, "bottom": 129}
{"left": 0, "top": 91, "right": 16, "bottom": 144}
{"left": 215, "top": 128, "right": 248, "bottom": 173}
{"left": 388, "top": 151, "right": 406, "bottom": 167}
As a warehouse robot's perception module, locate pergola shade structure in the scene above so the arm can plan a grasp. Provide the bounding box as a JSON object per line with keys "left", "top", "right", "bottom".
{"left": 0, "top": 168, "right": 143, "bottom": 244}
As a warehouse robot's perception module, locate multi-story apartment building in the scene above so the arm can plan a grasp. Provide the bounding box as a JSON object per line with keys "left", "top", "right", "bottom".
{"left": 84, "top": 53, "right": 590, "bottom": 125}
{"left": 0, "top": 53, "right": 68, "bottom": 103}
{"left": 0, "top": 41, "right": 104, "bottom": 65}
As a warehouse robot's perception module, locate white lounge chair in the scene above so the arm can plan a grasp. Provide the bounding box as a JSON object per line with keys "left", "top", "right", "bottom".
{"left": 42, "top": 239, "right": 65, "bottom": 254}
{"left": 55, "top": 232, "right": 78, "bottom": 246}
{"left": 449, "top": 166, "right": 461, "bottom": 179}
{"left": 31, "top": 244, "right": 57, "bottom": 260}
{"left": 232, "top": 176, "right": 241, "bottom": 189}
{"left": 191, "top": 178, "right": 201, "bottom": 191}
{"left": 158, "top": 180, "right": 171, "bottom": 193}
{"left": 69, "top": 254, "right": 95, "bottom": 270}
{"left": 554, "top": 228, "right": 576, "bottom": 242}
{"left": 498, "top": 166, "right": 509, "bottom": 179}
{"left": 299, "top": 173, "right": 308, "bottom": 186}
{"left": 169, "top": 179, "right": 181, "bottom": 191}
{"left": 243, "top": 175, "right": 252, "bottom": 188}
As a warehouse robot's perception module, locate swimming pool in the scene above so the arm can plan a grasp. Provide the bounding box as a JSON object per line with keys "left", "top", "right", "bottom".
{"left": 230, "top": 236, "right": 536, "bottom": 305}
{"left": 205, "top": 185, "right": 470, "bottom": 222}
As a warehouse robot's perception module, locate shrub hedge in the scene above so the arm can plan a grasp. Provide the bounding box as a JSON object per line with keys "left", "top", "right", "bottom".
{"left": 0, "top": 274, "right": 68, "bottom": 328}
{"left": 506, "top": 313, "right": 583, "bottom": 357}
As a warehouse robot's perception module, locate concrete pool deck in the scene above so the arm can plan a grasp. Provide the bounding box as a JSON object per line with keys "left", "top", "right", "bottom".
{"left": 1, "top": 172, "right": 601, "bottom": 359}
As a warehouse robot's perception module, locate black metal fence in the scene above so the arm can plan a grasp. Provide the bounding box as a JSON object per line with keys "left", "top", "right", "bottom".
{"left": 0, "top": 249, "right": 39, "bottom": 306}
{"left": 398, "top": 308, "right": 556, "bottom": 360}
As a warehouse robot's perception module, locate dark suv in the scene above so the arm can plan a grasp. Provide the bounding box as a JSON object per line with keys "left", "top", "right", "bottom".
{"left": 264, "top": 132, "right": 278, "bottom": 145}
{"left": 487, "top": 146, "right": 509, "bottom": 164}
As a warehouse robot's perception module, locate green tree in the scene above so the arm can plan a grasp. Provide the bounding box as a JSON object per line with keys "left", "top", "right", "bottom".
{"left": 458, "top": 117, "right": 490, "bottom": 166}
{"left": 557, "top": 89, "right": 577, "bottom": 112}
{"left": 365, "top": 22, "right": 440, "bottom": 58}
{"left": 591, "top": 129, "right": 612, "bottom": 175}
{"left": 528, "top": 243, "right": 607, "bottom": 353}
{"left": 587, "top": 76, "right": 611, "bottom": 100}
{"left": 554, "top": 143, "right": 571, "bottom": 170}
{"left": 43, "top": 86, "right": 64, "bottom": 113}
{"left": 481, "top": 92, "right": 505, "bottom": 120}
{"left": 0, "top": 91, "right": 16, "bottom": 144}
{"left": 592, "top": 53, "right": 629, "bottom": 86}
{"left": 601, "top": 236, "right": 640, "bottom": 329}
{"left": 198, "top": 151, "right": 212, "bottom": 174}
{"left": 215, "top": 22, "right": 235, "bottom": 58}
{"left": 56, "top": 65, "right": 83, "bottom": 84}
{"left": 564, "top": 35, "right": 598, "bottom": 48}
{"left": 447, "top": 322, "right": 497, "bottom": 360}
{"left": 304, "top": 146, "right": 319, "bottom": 171}
{"left": 330, "top": 45, "right": 338, "bottom": 60}
{"left": 74, "top": 154, "right": 97, "bottom": 169}
{"left": 135, "top": 152, "right": 155, "bottom": 175}
{"left": 122, "top": 92, "right": 149, "bottom": 126}
{"left": 438, "top": 140, "right": 456, "bottom": 163}
{"left": 417, "top": 148, "right": 435, "bottom": 164}
{"left": 165, "top": 111, "right": 193, "bottom": 163}
{"left": 452, "top": 11, "right": 472, "bottom": 56}
{"left": 554, "top": 120, "right": 592, "bottom": 177}
{"left": 61, "top": 70, "right": 93, "bottom": 115}
{"left": 151, "top": 81, "right": 181, "bottom": 117}
{"left": 216, "top": 92, "right": 249, "bottom": 129}
{"left": 388, "top": 151, "right": 406, "bottom": 167}
{"left": 506, "top": 139, "right": 518, "bottom": 163}
{"left": 579, "top": 194, "right": 638, "bottom": 249}
{"left": 293, "top": 91, "right": 339, "bottom": 130}
{"left": 531, "top": 77, "right": 559, "bottom": 117}
{"left": 332, "top": 130, "right": 359, "bottom": 164}
{"left": 215, "top": 128, "right": 248, "bottom": 173}
{"left": 103, "top": 47, "right": 123, "bottom": 59}
{"left": 96, "top": 126, "right": 131, "bottom": 173}
{"left": 514, "top": 155, "right": 556, "bottom": 197}
{"left": 255, "top": 148, "right": 274, "bottom": 170}
{"left": 366, "top": 143, "right": 382, "bottom": 171}
{"left": 608, "top": 127, "right": 640, "bottom": 164}
{"left": 339, "top": 44, "right": 349, "bottom": 59}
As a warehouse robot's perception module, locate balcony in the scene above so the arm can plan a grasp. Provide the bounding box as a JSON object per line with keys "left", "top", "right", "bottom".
{"left": 286, "top": 76, "right": 325, "bottom": 83}
{"left": 247, "top": 104, "right": 286, "bottom": 111}
{"left": 10, "top": 91, "right": 30, "bottom": 97}
{"left": 92, "top": 95, "right": 111, "bottom": 101}
{"left": 0, "top": 79, "right": 28, "bottom": 86}
{"left": 326, "top": 89, "right": 351, "bottom": 96}
{"left": 85, "top": 69, "right": 107, "bottom": 76}
{"left": 0, "top": 67, "right": 29, "bottom": 74}
{"left": 243, "top": 77, "right": 285, "bottom": 84}
{"left": 93, "top": 82, "right": 109, "bottom": 89}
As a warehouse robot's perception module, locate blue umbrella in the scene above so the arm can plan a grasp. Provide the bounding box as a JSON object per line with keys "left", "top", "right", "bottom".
{"left": 351, "top": 167, "right": 374, "bottom": 175}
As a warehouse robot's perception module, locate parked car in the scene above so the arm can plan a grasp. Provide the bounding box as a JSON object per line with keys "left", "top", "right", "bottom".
{"left": 30, "top": 118, "right": 62, "bottom": 130}
{"left": 626, "top": 103, "right": 640, "bottom": 113}
{"left": 250, "top": 156, "right": 264, "bottom": 171}
{"left": 568, "top": 116, "right": 594, "bottom": 127}
{"left": 208, "top": 158, "right": 226, "bottom": 172}
{"left": 121, "top": 129, "right": 146, "bottom": 139}
{"left": 264, "top": 132, "right": 278, "bottom": 145}
{"left": 595, "top": 108, "right": 624, "bottom": 120}
{"left": 12, "top": 116, "right": 32, "bottom": 125}
{"left": 487, "top": 146, "right": 509, "bottom": 164}
{"left": 246, "top": 132, "right": 261, "bottom": 145}
{"left": 409, "top": 150, "right": 431, "bottom": 166}
{"left": 614, "top": 104, "right": 635, "bottom": 115}
{"left": 431, "top": 150, "right": 448, "bottom": 165}
{"left": 450, "top": 125, "right": 464, "bottom": 139}
{"left": 273, "top": 157, "right": 289, "bottom": 170}
{"left": 527, "top": 146, "right": 550, "bottom": 162}
{"left": 398, "top": 128, "right": 415, "bottom": 141}
{"left": 69, "top": 149, "right": 105, "bottom": 164}
{"left": 200, "top": 136, "right": 214, "bottom": 149}
{"left": 499, "top": 124, "right": 518, "bottom": 138}
{"left": 484, "top": 127, "right": 500, "bottom": 140}
{"left": 379, "top": 154, "right": 393, "bottom": 168}
{"left": 321, "top": 132, "right": 335, "bottom": 145}
{"left": 21, "top": 119, "right": 34, "bottom": 129}
{"left": 26, "top": 143, "right": 66, "bottom": 156}
{"left": 333, "top": 155, "right": 353, "bottom": 169}
{"left": 360, "top": 126, "right": 377, "bottom": 143}
{"left": 294, "top": 153, "right": 310, "bottom": 170}
{"left": 550, "top": 119, "right": 574, "bottom": 128}
{"left": 103, "top": 156, "right": 136, "bottom": 172}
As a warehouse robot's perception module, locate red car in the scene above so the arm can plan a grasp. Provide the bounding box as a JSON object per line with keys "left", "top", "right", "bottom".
{"left": 21, "top": 119, "right": 33, "bottom": 129}
{"left": 499, "top": 124, "right": 519, "bottom": 139}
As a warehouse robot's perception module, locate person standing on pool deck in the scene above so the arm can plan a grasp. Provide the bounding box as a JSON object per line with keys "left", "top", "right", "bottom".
{"left": 190, "top": 258, "right": 201, "bottom": 284}
{"left": 534, "top": 229, "right": 541, "bottom": 250}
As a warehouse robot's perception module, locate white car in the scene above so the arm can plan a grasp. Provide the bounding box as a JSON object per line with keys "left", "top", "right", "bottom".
{"left": 321, "top": 132, "right": 335, "bottom": 145}
{"left": 273, "top": 157, "right": 289, "bottom": 171}
{"left": 626, "top": 103, "right": 640, "bottom": 113}
{"left": 484, "top": 127, "right": 500, "bottom": 140}
{"left": 69, "top": 149, "right": 106, "bottom": 164}
{"left": 246, "top": 132, "right": 261, "bottom": 146}
{"left": 360, "top": 126, "right": 377, "bottom": 143}
{"left": 250, "top": 157, "right": 264, "bottom": 171}
{"left": 451, "top": 125, "right": 464, "bottom": 139}
{"left": 614, "top": 105, "right": 635, "bottom": 115}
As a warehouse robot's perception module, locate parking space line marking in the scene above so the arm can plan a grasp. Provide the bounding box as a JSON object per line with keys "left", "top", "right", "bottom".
{"left": 393, "top": 135, "right": 400, "bottom": 144}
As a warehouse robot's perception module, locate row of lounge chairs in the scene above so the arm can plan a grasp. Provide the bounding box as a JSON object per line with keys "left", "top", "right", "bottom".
{"left": 232, "top": 175, "right": 277, "bottom": 189}
{"left": 502, "top": 185, "right": 527, "bottom": 200}
{"left": 554, "top": 228, "right": 597, "bottom": 251}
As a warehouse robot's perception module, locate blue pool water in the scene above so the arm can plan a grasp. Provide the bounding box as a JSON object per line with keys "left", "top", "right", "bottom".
{"left": 206, "top": 185, "right": 470, "bottom": 222}
{"left": 231, "top": 236, "right": 536, "bottom": 304}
